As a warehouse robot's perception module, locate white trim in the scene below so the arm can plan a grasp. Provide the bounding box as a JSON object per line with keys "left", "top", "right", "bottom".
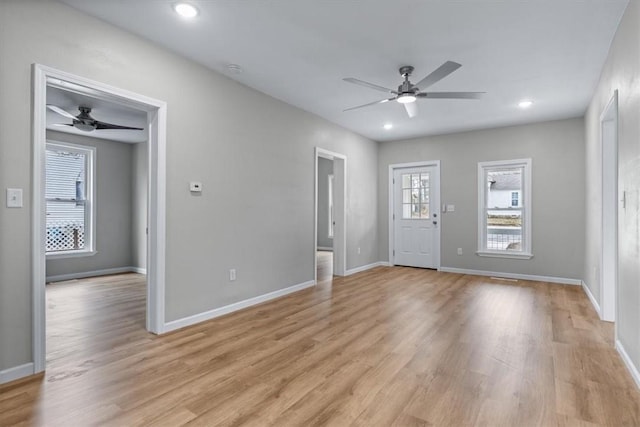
{"left": 32, "top": 64, "right": 167, "bottom": 375}
{"left": 476, "top": 251, "right": 533, "bottom": 260}
{"left": 317, "top": 246, "right": 333, "bottom": 252}
{"left": 46, "top": 250, "right": 98, "bottom": 260}
{"left": 581, "top": 280, "right": 602, "bottom": 319}
{"left": 314, "top": 147, "right": 347, "bottom": 282}
{"left": 345, "top": 261, "right": 387, "bottom": 276}
{"left": 46, "top": 266, "right": 145, "bottom": 283}
{"left": 388, "top": 160, "right": 441, "bottom": 268}
{"left": 616, "top": 340, "right": 640, "bottom": 390}
{"left": 477, "top": 158, "right": 532, "bottom": 258}
{"left": 164, "top": 280, "right": 316, "bottom": 333}
{"left": 600, "top": 90, "right": 618, "bottom": 323}
{"left": 131, "top": 267, "right": 147, "bottom": 274}
{"left": 0, "top": 363, "right": 35, "bottom": 385}
{"left": 438, "top": 266, "right": 581, "bottom": 285}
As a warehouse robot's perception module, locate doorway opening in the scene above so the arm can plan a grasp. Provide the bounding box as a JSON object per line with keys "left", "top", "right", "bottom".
{"left": 601, "top": 90, "right": 618, "bottom": 323}
{"left": 314, "top": 147, "right": 346, "bottom": 283}
{"left": 388, "top": 161, "right": 441, "bottom": 269}
{"left": 32, "top": 64, "right": 167, "bottom": 374}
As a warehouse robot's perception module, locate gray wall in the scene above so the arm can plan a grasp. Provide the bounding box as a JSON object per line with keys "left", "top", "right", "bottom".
{"left": 0, "top": 0, "right": 378, "bottom": 371}
{"left": 378, "top": 118, "right": 585, "bottom": 280}
{"left": 45, "top": 131, "right": 133, "bottom": 278}
{"left": 584, "top": 1, "right": 640, "bottom": 373}
{"left": 317, "top": 157, "right": 333, "bottom": 249}
{"left": 131, "top": 142, "right": 148, "bottom": 270}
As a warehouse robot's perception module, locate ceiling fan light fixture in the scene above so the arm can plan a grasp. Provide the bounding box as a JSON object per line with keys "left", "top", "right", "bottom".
{"left": 383, "top": 123, "right": 393, "bottom": 130}
{"left": 74, "top": 123, "right": 95, "bottom": 132}
{"left": 397, "top": 94, "right": 416, "bottom": 104}
{"left": 174, "top": 3, "right": 199, "bottom": 18}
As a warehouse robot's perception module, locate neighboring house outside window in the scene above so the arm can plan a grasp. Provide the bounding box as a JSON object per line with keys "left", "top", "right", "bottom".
{"left": 46, "top": 141, "right": 96, "bottom": 258}
{"left": 477, "top": 158, "right": 532, "bottom": 259}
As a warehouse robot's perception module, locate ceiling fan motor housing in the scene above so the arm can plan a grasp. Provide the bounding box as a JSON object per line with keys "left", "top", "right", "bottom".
{"left": 398, "top": 66, "right": 418, "bottom": 94}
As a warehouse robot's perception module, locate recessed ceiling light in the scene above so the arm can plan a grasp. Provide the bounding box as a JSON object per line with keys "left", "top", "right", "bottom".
{"left": 518, "top": 100, "right": 533, "bottom": 109}
{"left": 384, "top": 123, "right": 393, "bottom": 130}
{"left": 226, "top": 64, "right": 244, "bottom": 74}
{"left": 174, "top": 3, "right": 199, "bottom": 18}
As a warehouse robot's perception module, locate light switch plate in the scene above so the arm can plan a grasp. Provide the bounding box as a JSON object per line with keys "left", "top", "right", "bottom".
{"left": 189, "top": 182, "right": 203, "bottom": 192}
{"left": 447, "top": 204, "right": 455, "bottom": 212}
{"left": 6, "top": 188, "right": 23, "bottom": 208}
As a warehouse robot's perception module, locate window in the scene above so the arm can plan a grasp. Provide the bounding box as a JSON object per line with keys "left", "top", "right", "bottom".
{"left": 477, "top": 158, "right": 532, "bottom": 259}
{"left": 328, "top": 174, "right": 334, "bottom": 238}
{"left": 511, "top": 191, "right": 519, "bottom": 207}
{"left": 46, "top": 142, "right": 95, "bottom": 258}
{"left": 401, "top": 172, "right": 430, "bottom": 219}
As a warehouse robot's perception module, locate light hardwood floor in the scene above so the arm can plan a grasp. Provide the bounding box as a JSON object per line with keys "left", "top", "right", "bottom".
{"left": 1, "top": 262, "right": 640, "bottom": 426}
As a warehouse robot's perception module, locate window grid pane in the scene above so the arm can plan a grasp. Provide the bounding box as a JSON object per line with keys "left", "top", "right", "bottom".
{"left": 401, "top": 172, "right": 430, "bottom": 219}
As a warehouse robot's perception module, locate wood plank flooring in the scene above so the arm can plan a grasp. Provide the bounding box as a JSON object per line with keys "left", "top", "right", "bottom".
{"left": 1, "top": 262, "right": 640, "bottom": 426}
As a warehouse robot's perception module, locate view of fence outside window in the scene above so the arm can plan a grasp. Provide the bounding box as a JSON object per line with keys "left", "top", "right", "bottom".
{"left": 46, "top": 142, "right": 94, "bottom": 254}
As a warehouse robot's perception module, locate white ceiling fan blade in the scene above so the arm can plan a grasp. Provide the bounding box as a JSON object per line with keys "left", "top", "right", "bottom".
{"left": 344, "top": 97, "right": 395, "bottom": 112}
{"left": 404, "top": 102, "right": 418, "bottom": 118}
{"left": 414, "top": 61, "right": 462, "bottom": 90}
{"left": 343, "top": 78, "right": 396, "bottom": 94}
{"left": 418, "top": 92, "right": 485, "bottom": 99}
{"left": 47, "top": 104, "right": 77, "bottom": 119}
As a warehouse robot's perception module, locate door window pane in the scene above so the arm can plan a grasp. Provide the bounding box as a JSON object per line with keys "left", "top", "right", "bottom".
{"left": 401, "top": 172, "right": 430, "bottom": 219}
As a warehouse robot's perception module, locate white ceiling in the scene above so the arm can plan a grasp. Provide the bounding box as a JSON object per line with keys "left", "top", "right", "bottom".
{"left": 59, "top": 0, "right": 628, "bottom": 142}
{"left": 47, "top": 86, "right": 148, "bottom": 143}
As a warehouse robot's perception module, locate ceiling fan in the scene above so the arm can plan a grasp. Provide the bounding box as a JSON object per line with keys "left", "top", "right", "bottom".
{"left": 47, "top": 105, "right": 144, "bottom": 132}
{"left": 343, "top": 61, "right": 485, "bottom": 118}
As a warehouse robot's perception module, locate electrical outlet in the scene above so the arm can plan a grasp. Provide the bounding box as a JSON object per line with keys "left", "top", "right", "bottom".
{"left": 457, "top": 248, "right": 463, "bottom": 255}
{"left": 357, "top": 247, "right": 361, "bottom": 254}
{"left": 229, "top": 269, "right": 236, "bottom": 281}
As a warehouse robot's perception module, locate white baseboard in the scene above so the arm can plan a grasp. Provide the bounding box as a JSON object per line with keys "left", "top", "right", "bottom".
{"left": 0, "top": 362, "right": 34, "bottom": 384}
{"left": 345, "top": 261, "right": 388, "bottom": 276}
{"left": 130, "top": 267, "right": 147, "bottom": 274}
{"left": 581, "top": 280, "right": 602, "bottom": 319}
{"left": 437, "top": 267, "right": 581, "bottom": 285}
{"left": 163, "top": 280, "right": 316, "bottom": 333}
{"left": 317, "top": 247, "right": 333, "bottom": 252}
{"left": 46, "top": 266, "right": 146, "bottom": 282}
{"left": 616, "top": 340, "right": 640, "bottom": 390}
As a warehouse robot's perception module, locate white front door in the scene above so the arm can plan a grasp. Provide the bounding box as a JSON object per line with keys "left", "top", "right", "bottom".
{"left": 393, "top": 165, "right": 440, "bottom": 268}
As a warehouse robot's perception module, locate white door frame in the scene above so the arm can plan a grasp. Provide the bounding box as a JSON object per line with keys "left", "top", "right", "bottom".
{"left": 32, "top": 64, "right": 167, "bottom": 373}
{"left": 314, "top": 147, "right": 347, "bottom": 282}
{"left": 600, "top": 90, "right": 618, "bottom": 323}
{"left": 388, "top": 160, "right": 441, "bottom": 267}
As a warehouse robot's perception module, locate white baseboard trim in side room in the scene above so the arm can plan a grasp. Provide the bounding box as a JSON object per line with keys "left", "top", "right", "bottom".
{"left": 581, "top": 280, "right": 602, "bottom": 319}
{"left": 316, "top": 247, "right": 333, "bottom": 252}
{"left": 345, "top": 261, "right": 388, "bottom": 276}
{"left": 616, "top": 340, "right": 640, "bottom": 390}
{"left": 0, "top": 362, "right": 34, "bottom": 384}
{"left": 163, "top": 280, "right": 316, "bottom": 333}
{"left": 46, "top": 266, "right": 145, "bottom": 283}
{"left": 437, "top": 267, "right": 581, "bottom": 285}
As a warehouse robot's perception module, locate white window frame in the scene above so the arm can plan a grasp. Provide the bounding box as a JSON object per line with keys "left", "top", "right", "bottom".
{"left": 477, "top": 158, "right": 532, "bottom": 259}
{"left": 46, "top": 141, "right": 97, "bottom": 259}
{"left": 328, "top": 174, "right": 334, "bottom": 238}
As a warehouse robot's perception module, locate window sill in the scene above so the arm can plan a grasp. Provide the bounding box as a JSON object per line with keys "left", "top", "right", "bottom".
{"left": 476, "top": 251, "right": 533, "bottom": 260}
{"left": 47, "top": 250, "right": 97, "bottom": 260}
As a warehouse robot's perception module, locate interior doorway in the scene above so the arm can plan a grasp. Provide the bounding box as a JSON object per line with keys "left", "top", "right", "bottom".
{"left": 601, "top": 90, "right": 618, "bottom": 323}
{"left": 32, "top": 64, "right": 167, "bottom": 374}
{"left": 314, "top": 147, "right": 346, "bottom": 282}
